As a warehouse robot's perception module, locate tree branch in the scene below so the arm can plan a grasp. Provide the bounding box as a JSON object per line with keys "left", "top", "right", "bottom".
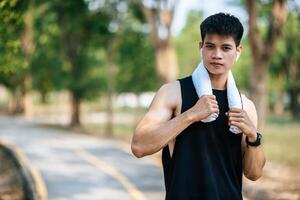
{"left": 246, "top": 0, "right": 264, "bottom": 59}
{"left": 263, "top": 0, "right": 287, "bottom": 60}
{"left": 139, "top": 1, "right": 160, "bottom": 48}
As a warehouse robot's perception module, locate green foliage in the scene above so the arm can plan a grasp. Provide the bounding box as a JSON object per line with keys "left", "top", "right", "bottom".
{"left": 232, "top": 39, "right": 252, "bottom": 90}
{"left": 42, "top": 0, "right": 109, "bottom": 100}
{"left": 269, "top": 12, "right": 300, "bottom": 88}
{"left": 175, "top": 10, "right": 202, "bottom": 78}
{"left": 0, "top": 0, "right": 30, "bottom": 93}
{"left": 110, "top": 1, "right": 158, "bottom": 93}
{"left": 116, "top": 28, "right": 158, "bottom": 93}
{"left": 31, "top": 8, "right": 65, "bottom": 95}
{"left": 0, "top": 0, "right": 25, "bottom": 67}
{"left": 0, "top": 0, "right": 167, "bottom": 106}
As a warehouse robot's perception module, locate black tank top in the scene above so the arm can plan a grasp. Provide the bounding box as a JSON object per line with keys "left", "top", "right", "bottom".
{"left": 162, "top": 76, "right": 243, "bottom": 200}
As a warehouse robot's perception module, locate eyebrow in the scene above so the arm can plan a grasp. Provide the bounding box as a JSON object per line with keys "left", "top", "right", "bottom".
{"left": 204, "top": 42, "right": 215, "bottom": 45}
{"left": 204, "top": 42, "right": 233, "bottom": 47}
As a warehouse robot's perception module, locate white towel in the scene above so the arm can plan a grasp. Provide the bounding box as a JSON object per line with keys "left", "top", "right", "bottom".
{"left": 192, "top": 61, "right": 243, "bottom": 134}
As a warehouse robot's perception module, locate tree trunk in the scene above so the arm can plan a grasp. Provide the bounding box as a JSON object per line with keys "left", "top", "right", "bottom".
{"left": 70, "top": 92, "right": 80, "bottom": 126}
{"left": 134, "top": 93, "right": 142, "bottom": 126}
{"left": 274, "top": 89, "right": 285, "bottom": 115}
{"left": 105, "top": 62, "right": 116, "bottom": 137}
{"left": 155, "top": 42, "right": 178, "bottom": 84}
{"left": 63, "top": 39, "right": 82, "bottom": 127}
{"left": 249, "top": 60, "right": 268, "bottom": 129}
{"left": 290, "top": 89, "right": 300, "bottom": 118}
{"left": 20, "top": 1, "right": 35, "bottom": 118}
{"left": 141, "top": 2, "right": 179, "bottom": 85}
{"left": 246, "top": 0, "right": 287, "bottom": 128}
{"left": 288, "top": 60, "right": 300, "bottom": 118}
{"left": 40, "top": 92, "right": 48, "bottom": 104}
{"left": 22, "top": 75, "right": 33, "bottom": 119}
{"left": 9, "top": 88, "right": 23, "bottom": 115}
{"left": 105, "top": 93, "right": 113, "bottom": 137}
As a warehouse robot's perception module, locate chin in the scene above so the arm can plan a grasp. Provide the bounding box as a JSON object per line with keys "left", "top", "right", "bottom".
{"left": 206, "top": 67, "right": 225, "bottom": 75}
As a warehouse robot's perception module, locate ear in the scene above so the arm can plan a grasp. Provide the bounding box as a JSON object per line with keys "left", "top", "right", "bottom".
{"left": 199, "top": 42, "right": 203, "bottom": 50}
{"left": 236, "top": 52, "right": 240, "bottom": 61}
{"left": 235, "top": 45, "right": 243, "bottom": 62}
{"left": 198, "top": 42, "right": 204, "bottom": 59}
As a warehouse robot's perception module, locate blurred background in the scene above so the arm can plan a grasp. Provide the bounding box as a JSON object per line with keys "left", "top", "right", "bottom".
{"left": 0, "top": 0, "right": 299, "bottom": 199}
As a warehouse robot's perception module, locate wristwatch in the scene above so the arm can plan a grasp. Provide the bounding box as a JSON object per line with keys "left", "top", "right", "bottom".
{"left": 246, "top": 132, "right": 262, "bottom": 147}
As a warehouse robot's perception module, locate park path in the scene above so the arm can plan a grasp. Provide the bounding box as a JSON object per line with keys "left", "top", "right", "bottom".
{"left": 0, "top": 116, "right": 165, "bottom": 200}
{"left": 1, "top": 116, "right": 299, "bottom": 200}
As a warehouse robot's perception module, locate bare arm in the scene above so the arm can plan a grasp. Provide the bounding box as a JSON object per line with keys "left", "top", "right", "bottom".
{"left": 131, "top": 81, "right": 219, "bottom": 158}
{"left": 227, "top": 95, "right": 266, "bottom": 181}
{"left": 241, "top": 99, "right": 266, "bottom": 181}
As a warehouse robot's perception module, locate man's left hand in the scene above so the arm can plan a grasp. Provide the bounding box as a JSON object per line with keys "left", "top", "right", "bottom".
{"left": 225, "top": 108, "right": 257, "bottom": 141}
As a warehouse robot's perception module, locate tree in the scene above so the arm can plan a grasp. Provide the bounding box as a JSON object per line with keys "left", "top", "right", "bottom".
{"left": 31, "top": 7, "right": 65, "bottom": 103}
{"left": 246, "top": 0, "right": 287, "bottom": 128}
{"left": 0, "top": 0, "right": 31, "bottom": 114}
{"left": 175, "top": 10, "right": 202, "bottom": 78}
{"left": 116, "top": 4, "right": 158, "bottom": 94}
{"left": 45, "top": 1, "right": 109, "bottom": 126}
{"left": 137, "top": 0, "right": 179, "bottom": 84}
{"left": 116, "top": 30, "right": 157, "bottom": 94}
{"left": 269, "top": 12, "right": 300, "bottom": 118}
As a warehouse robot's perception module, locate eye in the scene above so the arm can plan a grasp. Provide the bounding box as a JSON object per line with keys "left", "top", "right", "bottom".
{"left": 205, "top": 45, "right": 213, "bottom": 49}
{"left": 223, "top": 46, "right": 232, "bottom": 51}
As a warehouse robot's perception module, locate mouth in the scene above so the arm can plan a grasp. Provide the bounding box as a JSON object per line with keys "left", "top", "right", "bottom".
{"left": 210, "top": 62, "right": 224, "bottom": 68}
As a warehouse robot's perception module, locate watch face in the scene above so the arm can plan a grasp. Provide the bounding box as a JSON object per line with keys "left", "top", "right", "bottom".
{"left": 257, "top": 133, "right": 262, "bottom": 141}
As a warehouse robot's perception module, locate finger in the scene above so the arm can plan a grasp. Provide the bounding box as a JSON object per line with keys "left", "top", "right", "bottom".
{"left": 229, "top": 108, "right": 243, "bottom": 113}
{"left": 214, "top": 108, "right": 220, "bottom": 115}
{"left": 212, "top": 104, "right": 219, "bottom": 108}
{"left": 212, "top": 105, "right": 219, "bottom": 111}
{"left": 228, "top": 112, "right": 243, "bottom": 117}
{"left": 212, "top": 100, "right": 218, "bottom": 104}
{"left": 210, "top": 100, "right": 218, "bottom": 106}
{"left": 208, "top": 95, "right": 216, "bottom": 100}
{"left": 211, "top": 107, "right": 219, "bottom": 115}
{"left": 228, "top": 117, "right": 245, "bottom": 123}
{"left": 230, "top": 121, "right": 244, "bottom": 128}
{"left": 210, "top": 104, "right": 219, "bottom": 111}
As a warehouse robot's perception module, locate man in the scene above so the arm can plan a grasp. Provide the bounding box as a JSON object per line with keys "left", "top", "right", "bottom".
{"left": 131, "top": 13, "right": 266, "bottom": 199}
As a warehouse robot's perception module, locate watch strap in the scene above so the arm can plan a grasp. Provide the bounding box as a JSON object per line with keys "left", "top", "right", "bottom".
{"left": 246, "top": 132, "right": 262, "bottom": 147}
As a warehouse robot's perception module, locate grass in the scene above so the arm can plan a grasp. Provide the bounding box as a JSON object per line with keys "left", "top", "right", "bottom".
{"left": 82, "top": 123, "right": 135, "bottom": 141}
{"left": 263, "top": 115, "right": 300, "bottom": 167}
{"left": 36, "top": 102, "right": 300, "bottom": 168}
{"left": 82, "top": 114, "right": 300, "bottom": 167}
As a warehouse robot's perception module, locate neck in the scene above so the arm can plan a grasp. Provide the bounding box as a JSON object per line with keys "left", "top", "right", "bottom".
{"left": 209, "top": 73, "right": 228, "bottom": 90}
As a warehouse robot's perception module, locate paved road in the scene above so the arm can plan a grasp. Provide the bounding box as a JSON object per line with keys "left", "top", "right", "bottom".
{"left": 0, "top": 116, "right": 165, "bottom": 200}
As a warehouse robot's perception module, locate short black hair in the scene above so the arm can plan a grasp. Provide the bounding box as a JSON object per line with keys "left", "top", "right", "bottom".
{"left": 200, "top": 12, "right": 244, "bottom": 46}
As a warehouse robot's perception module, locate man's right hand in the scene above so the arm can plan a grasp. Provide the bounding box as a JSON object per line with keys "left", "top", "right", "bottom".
{"left": 188, "top": 95, "right": 219, "bottom": 122}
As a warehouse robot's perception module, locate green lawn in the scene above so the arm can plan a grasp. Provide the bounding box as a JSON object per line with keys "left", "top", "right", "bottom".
{"left": 82, "top": 114, "right": 300, "bottom": 167}
{"left": 42, "top": 108, "right": 300, "bottom": 168}
{"left": 263, "top": 115, "right": 300, "bottom": 167}
{"left": 83, "top": 123, "right": 135, "bottom": 141}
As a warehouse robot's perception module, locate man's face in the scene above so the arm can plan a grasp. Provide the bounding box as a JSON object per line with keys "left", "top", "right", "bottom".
{"left": 200, "top": 33, "right": 242, "bottom": 76}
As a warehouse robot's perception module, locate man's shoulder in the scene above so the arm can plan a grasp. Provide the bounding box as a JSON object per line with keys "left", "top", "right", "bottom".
{"left": 160, "top": 75, "right": 192, "bottom": 93}
{"left": 159, "top": 80, "right": 180, "bottom": 92}
{"left": 156, "top": 80, "right": 181, "bottom": 108}
{"left": 241, "top": 93, "right": 256, "bottom": 112}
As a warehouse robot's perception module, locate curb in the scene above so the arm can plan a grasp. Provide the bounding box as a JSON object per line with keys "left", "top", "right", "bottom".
{"left": 0, "top": 139, "right": 48, "bottom": 200}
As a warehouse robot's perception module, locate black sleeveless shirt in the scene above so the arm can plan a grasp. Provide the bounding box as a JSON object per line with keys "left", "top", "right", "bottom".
{"left": 162, "top": 76, "right": 243, "bottom": 200}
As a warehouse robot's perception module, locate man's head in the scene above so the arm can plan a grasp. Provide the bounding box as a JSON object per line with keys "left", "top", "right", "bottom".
{"left": 199, "top": 13, "right": 244, "bottom": 76}
{"left": 200, "top": 12, "right": 244, "bottom": 47}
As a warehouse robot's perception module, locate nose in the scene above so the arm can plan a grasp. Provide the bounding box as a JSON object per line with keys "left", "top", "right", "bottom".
{"left": 212, "top": 49, "right": 222, "bottom": 60}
